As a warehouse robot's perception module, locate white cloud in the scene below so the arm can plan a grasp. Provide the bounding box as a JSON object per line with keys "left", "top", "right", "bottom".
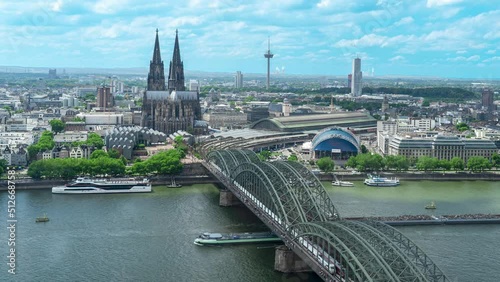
{"left": 394, "top": 17, "right": 414, "bottom": 26}
{"left": 426, "top": 0, "right": 463, "bottom": 8}
{"left": 317, "top": 0, "right": 331, "bottom": 8}
{"left": 486, "top": 50, "right": 497, "bottom": 54}
{"left": 389, "top": 55, "right": 405, "bottom": 62}
{"left": 51, "top": 0, "right": 63, "bottom": 12}
{"left": 456, "top": 50, "right": 467, "bottom": 54}
{"left": 482, "top": 56, "right": 500, "bottom": 63}
{"left": 447, "top": 55, "right": 480, "bottom": 62}
{"left": 441, "top": 7, "right": 462, "bottom": 19}
{"left": 92, "top": 0, "right": 130, "bottom": 14}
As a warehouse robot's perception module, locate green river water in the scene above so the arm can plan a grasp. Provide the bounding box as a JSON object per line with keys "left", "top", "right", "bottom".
{"left": 0, "top": 180, "right": 498, "bottom": 281}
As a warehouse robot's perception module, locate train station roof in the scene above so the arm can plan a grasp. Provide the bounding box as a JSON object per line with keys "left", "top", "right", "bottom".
{"left": 250, "top": 112, "right": 377, "bottom": 132}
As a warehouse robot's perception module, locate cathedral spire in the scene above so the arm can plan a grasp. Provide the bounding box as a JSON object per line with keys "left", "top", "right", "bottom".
{"left": 147, "top": 29, "right": 166, "bottom": 91}
{"left": 152, "top": 28, "right": 162, "bottom": 64}
{"left": 168, "top": 29, "right": 185, "bottom": 92}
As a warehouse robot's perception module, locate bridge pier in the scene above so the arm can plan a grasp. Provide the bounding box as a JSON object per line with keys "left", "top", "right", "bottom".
{"left": 219, "top": 190, "right": 241, "bottom": 206}
{"left": 274, "top": 245, "right": 312, "bottom": 273}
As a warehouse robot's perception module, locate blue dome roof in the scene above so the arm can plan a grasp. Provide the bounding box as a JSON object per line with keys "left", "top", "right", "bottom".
{"left": 311, "top": 127, "right": 360, "bottom": 153}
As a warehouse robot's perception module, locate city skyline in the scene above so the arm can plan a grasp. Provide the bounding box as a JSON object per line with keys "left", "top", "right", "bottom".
{"left": 0, "top": 0, "right": 499, "bottom": 79}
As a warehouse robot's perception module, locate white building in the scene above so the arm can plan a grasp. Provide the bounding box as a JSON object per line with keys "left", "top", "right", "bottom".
{"left": 189, "top": 80, "right": 200, "bottom": 92}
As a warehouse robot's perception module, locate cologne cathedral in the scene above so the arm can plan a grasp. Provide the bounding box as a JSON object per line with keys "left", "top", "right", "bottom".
{"left": 141, "top": 29, "right": 201, "bottom": 135}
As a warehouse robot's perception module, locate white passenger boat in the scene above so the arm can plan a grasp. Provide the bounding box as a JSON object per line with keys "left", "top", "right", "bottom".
{"left": 364, "top": 174, "right": 400, "bottom": 187}
{"left": 52, "top": 177, "right": 151, "bottom": 194}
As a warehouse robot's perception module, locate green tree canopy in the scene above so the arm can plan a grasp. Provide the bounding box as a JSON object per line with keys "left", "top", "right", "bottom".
{"left": 74, "top": 132, "right": 104, "bottom": 149}
{"left": 316, "top": 157, "right": 334, "bottom": 172}
{"left": 287, "top": 154, "right": 298, "bottom": 162}
{"left": 416, "top": 156, "right": 439, "bottom": 171}
{"left": 456, "top": 122, "right": 470, "bottom": 132}
{"left": 258, "top": 150, "right": 272, "bottom": 161}
{"left": 491, "top": 153, "right": 500, "bottom": 168}
{"left": 128, "top": 149, "right": 183, "bottom": 176}
{"left": 49, "top": 119, "right": 65, "bottom": 133}
{"left": 450, "top": 157, "right": 465, "bottom": 171}
{"left": 467, "top": 156, "right": 492, "bottom": 172}
{"left": 90, "top": 150, "right": 108, "bottom": 159}
{"left": 346, "top": 153, "right": 384, "bottom": 172}
{"left": 384, "top": 155, "right": 409, "bottom": 171}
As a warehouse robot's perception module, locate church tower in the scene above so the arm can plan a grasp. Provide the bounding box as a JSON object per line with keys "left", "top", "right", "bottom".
{"left": 147, "top": 29, "right": 166, "bottom": 91}
{"left": 168, "top": 30, "right": 186, "bottom": 93}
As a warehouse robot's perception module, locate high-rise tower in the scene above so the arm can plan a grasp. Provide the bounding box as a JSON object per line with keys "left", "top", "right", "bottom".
{"left": 351, "top": 58, "right": 362, "bottom": 97}
{"left": 168, "top": 29, "right": 186, "bottom": 93}
{"left": 482, "top": 89, "right": 494, "bottom": 112}
{"left": 264, "top": 37, "right": 274, "bottom": 90}
{"left": 235, "top": 71, "right": 243, "bottom": 89}
{"left": 147, "top": 29, "right": 166, "bottom": 91}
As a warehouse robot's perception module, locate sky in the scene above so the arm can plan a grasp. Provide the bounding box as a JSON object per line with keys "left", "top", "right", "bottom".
{"left": 0, "top": 0, "right": 499, "bottom": 79}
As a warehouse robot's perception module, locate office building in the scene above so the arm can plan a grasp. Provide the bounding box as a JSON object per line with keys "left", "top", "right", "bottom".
{"left": 351, "top": 58, "right": 362, "bottom": 96}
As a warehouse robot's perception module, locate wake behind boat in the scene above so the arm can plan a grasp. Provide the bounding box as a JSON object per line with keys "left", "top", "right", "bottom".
{"left": 364, "top": 174, "right": 400, "bottom": 187}
{"left": 194, "top": 232, "right": 281, "bottom": 246}
{"left": 52, "top": 177, "right": 151, "bottom": 194}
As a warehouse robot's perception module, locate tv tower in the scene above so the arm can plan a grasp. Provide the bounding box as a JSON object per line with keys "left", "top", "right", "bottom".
{"left": 264, "top": 37, "right": 274, "bottom": 90}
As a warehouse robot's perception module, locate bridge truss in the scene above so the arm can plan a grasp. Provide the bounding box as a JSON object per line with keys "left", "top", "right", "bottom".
{"left": 205, "top": 149, "right": 449, "bottom": 282}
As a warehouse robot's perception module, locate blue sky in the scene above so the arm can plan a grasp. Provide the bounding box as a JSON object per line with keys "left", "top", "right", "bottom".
{"left": 0, "top": 0, "right": 499, "bottom": 78}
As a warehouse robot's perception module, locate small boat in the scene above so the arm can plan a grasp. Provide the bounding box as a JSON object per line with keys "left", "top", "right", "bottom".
{"left": 364, "top": 174, "right": 399, "bottom": 187}
{"left": 332, "top": 180, "right": 354, "bottom": 187}
{"left": 425, "top": 201, "right": 437, "bottom": 209}
{"left": 194, "top": 231, "right": 281, "bottom": 246}
{"left": 167, "top": 177, "right": 182, "bottom": 188}
{"left": 36, "top": 213, "right": 49, "bottom": 223}
{"left": 332, "top": 174, "right": 354, "bottom": 187}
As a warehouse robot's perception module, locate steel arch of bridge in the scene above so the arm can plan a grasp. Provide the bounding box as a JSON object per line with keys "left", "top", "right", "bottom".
{"left": 206, "top": 149, "right": 448, "bottom": 282}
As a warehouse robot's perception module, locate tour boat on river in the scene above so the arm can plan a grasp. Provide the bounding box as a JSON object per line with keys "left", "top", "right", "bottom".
{"left": 364, "top": 174, "right": 400, "bottom": 187}
{"left": 52, "top": 177, "right": 151, "bottom": 194}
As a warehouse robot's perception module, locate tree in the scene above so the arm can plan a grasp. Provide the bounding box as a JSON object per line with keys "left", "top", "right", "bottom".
{"left": 317, "top": 157, "right": 334, "bottom": 172}
{"left": 385, "top": 155, "right": 409, "bottom": 171}
{"left": 360, "top": 145, "right": 369, "bottom": 154}
{"left": 437, "top": 159, "right": 451, "bottom": 170}
{"left": 416, "top": 156, "right": 439, "bottom": 171}
{"left": 49, "top": 119, "right": 65, "bottom": 133}
{"left": 0, "top": 159, "right": 7, "bottom": 174}
{"left": 129, "top": 149, "right": 183, "bottom": 176}
{"left": 349, "top": 153, "right": 384, "bottom": 172}
{"left": 258, "top": 150, "right": 271, "bottom": 161}
{"left": 492, "top": 153, "right": 500, "bottom": 168}
{"left": 90, "top": 150, "right": 108, "bottom": 159}
{"left": 467, "top": 156, "right": 492, "bottom": 172}
{"left": 75, "top": 132, "right": 104, "bottom": 149}
{"left": 288, "top": 154, "right": 298, "bottom": 162}
{"left": 456, "top": 122, "right": 469, "bottom": 132}
{"left": 107, "top": 149, "right": 121, "bottom": 159}
{"left": 27, "top": 131, "right": 55, "bottom": 162}
{"left": 450, "top": 157, "right": 465, "bottom": 171}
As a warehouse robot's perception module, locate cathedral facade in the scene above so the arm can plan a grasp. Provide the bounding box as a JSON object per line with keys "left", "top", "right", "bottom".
{"left": 141, "top": 30, "right": 201, "bottom": 135}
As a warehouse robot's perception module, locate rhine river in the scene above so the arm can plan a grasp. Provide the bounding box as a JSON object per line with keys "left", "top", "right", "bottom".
{"left": 1, "top": 181, "right": 499, "bottom": 281}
